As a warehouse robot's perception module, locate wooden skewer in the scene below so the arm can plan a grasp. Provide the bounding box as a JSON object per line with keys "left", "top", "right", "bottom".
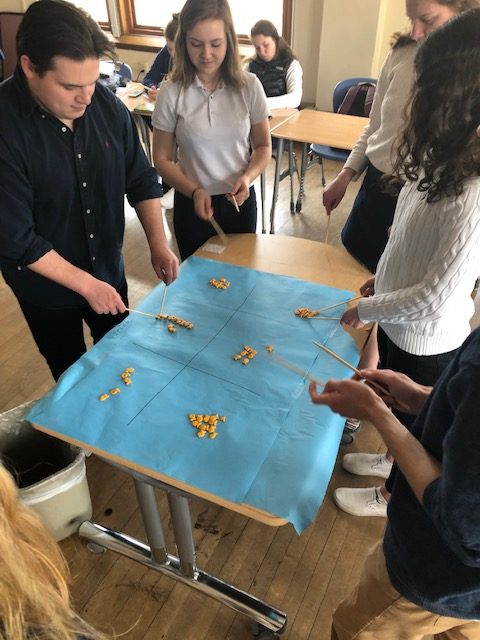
{"left": 159, "top": 285, "right": 167, "bottom": 315}
{"left": 269, "top": 352, "right": 325, "bottom": 388}
{"left": 309, "top": 315, "right": 342, "bottom": 320}
{"left": 210, "top": 217, "right": 228, "bottom": 245}
{"left": 231, "top": 194, "right": 240, "bottom": 213}
{"left": 312, "top": 340, "right": 388, "bottom": 395}
{"left": 314, "top": 294, "right": 363, "bottom": 315}
{"left": 125, "top": 307, "right": 159, "bottom": 319}
{"left": 324, "top": 213, "right": 331, "bottom": 244}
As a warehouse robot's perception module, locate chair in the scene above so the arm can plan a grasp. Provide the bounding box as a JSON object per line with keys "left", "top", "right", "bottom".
{"left": 310, "top": 77, "right": 377, "bottom": 187}
{"left": 115, "top": 61, "right": 133, "bottom": 82}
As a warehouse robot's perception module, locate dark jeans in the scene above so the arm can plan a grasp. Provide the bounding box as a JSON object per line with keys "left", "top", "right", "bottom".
{"left": 173, "top": 187, "right": 257, "bottom": 261}
{"left": 377, "top": 326, "right": 457, "bottom": 430}
{"left": 18, "top": 281, "right": 129, "bottom": 381}
{"left": 341, "top": 163, "right": 398, "bottom": 274}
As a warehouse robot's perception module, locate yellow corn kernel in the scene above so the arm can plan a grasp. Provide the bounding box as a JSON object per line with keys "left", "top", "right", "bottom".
{"left": 220, "top": 415, "right": 226, "bottom": 422}
{"left": 209, "top": 432, "right": 218, "bottom": 439}
{"left": 124, "top": 378, "right": 132, "bottom": 385}
{"left": 121, "top": 372, "right": 129, "bottom": 378}
{"left": 99, "top": 393, "right": 109, "bottom": 401}
{"left": 197, "top": 430, "right": 207, "bottom": 438}
{"left": 242, "top": 358, "right": 249, "bottom": 365}
{"left": 125, "top": 367, "right": 135, "bottom": 373}
{"left": 110, "top": 387, "right": 121, "bottom": 395}
{"left": 266, "top": 345, "right": 274, "bottom": 352}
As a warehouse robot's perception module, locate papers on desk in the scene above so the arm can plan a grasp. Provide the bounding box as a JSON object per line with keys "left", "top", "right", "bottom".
{"left": 135, "top": 101, "right": 154, "bottom": 113}
{"left": 27, "top": 257, "right": 358, "bottom": 533}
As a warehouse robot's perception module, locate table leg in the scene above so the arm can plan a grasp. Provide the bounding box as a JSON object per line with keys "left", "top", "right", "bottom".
{"left": 260, "top": 171, "right": 266, "bottom": 234}
{"left": 167, "top": 492, "right": 197, "bottom": 578}
{"left": 269, "top": 138, "right": 285, "bottom": 234}
{"left": 288, "top": 143, "right": 295, "bottom": 215}
{"left": 295, "top": 143, "right": 309, "bottom": 213}
{"left": 134, "top": 478, "right": 168, "bottom": 564}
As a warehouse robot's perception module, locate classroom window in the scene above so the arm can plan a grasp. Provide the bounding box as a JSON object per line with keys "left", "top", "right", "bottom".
{"left": 113, "top": 0, "right": 292, "bottom": 43}
{"left": 74, "top": 0, "right": 110, "bottom": 26}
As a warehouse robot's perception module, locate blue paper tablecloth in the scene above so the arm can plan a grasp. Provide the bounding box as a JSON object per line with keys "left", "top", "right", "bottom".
{"left": 28, "top": 256, "right": 360, "bottom": 533}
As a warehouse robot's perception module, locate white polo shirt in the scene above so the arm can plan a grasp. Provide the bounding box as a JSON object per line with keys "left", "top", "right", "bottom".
{"left": 152, "top": 71, "right": 269, "bottom": 195}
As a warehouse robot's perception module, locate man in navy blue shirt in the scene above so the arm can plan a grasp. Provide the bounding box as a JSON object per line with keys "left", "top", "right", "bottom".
{"left": 310, "top": 325, "right": 480, "bottom": 638}
{"left": 0, "top": 0, "right": 179, "bottom": 380}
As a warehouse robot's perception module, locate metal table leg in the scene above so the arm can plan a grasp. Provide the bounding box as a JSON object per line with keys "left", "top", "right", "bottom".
{"left": 269, "top": 138, "right": 285, "bottom": 234}
{"left": 79, "top": 471, "right": 288, "bottom": 635}
{"left": 295, "top": 143, "right": 309, "bottom": 213}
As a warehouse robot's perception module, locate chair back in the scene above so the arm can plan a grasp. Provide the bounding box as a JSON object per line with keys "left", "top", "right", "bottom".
{"left": 332, "top": 77, "right": 377, "bottom": 115}
{"left": 116, "top": 62, "right": 133, "bottom": 82}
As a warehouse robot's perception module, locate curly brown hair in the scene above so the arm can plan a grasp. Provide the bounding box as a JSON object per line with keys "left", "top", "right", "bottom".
{"left": 391, "top": 9, "right": 480, "bottom": 202}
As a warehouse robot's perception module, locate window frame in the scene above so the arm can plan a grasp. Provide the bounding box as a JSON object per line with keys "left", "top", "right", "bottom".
{"left": 115, "top": 0, "right": 293, "bottom": 45}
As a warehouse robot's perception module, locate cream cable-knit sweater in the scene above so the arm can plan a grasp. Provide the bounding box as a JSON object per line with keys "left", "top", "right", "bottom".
{"left": 358, "top": 178, "right": 480, "bottom": 355}
{"left": 344, "top": 42, "right": 417, "bottom": 177}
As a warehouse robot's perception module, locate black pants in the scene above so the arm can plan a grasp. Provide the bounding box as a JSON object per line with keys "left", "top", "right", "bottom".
{"left": 377, "top": 326, "right": 457, "bottom": 430}
{"left": 341, "top": 163, "right": 398, "bottom": 274}
{"left": 17, "top": 282, "right": 129, "bottom": 381}
{"left": 173, "top": 187, "right": 257, "bottom": 261}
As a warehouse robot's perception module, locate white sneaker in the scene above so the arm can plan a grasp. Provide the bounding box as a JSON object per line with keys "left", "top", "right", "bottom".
{"left": 333, "top": 486, "right": 387, "bottom": 517}
{"left": 342, "top": 452, "right": 393, "bottom": 479}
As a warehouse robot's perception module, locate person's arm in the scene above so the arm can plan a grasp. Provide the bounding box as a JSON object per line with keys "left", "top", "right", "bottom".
{"left": 134, "top": 198, "right": 179, "bottom": 284}
{"left": 153, "top": 129, "right": 213, "bottom": 220}
{"left": 309, "top": 378, "right": 440, "bottom": 503}
{"left": 28, "top": 250, "right": 125, "bottom": 314}
{"left": 265, "top": 59, "right": 303, "bottom": 110}
{"left": 228, "top": 118, "right": 271, "bottom": 207}
{"left": 143, "top": 47, "right": 170, "bottom": 88}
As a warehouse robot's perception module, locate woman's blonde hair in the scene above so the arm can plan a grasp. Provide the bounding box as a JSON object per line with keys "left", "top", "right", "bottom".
{"left": 0, "top": 464, "right": 104, "bottom": 640}
{"left": 170, "top": 0, "right": 244, "bottom": 89}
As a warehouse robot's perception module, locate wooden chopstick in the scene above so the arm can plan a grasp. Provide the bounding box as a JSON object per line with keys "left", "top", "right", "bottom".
{"left": 312, "top": 340, "right": 388, "bottom": 395}
{"left": 210, "top": 217, "right": 228, "bottom": 245}
{"left": 324, "top": 213, "right": 331, "bottom": 244}
{"left": 314, "top": 294, "right": 363, "bottom": 315}
{"left": 269, "top": 352, "right": 325, "bottom": 387}
{"left": 125, "top": 307, "right": 159, "bottom": 319}
{"left": 309, "top": 316, "right": 342, "bottom": 320}
{"left": 231, "top": 194, "right": 240, "bottom": 213}
{"left": 159, "top": 285, "right": 167, "bottom": 315}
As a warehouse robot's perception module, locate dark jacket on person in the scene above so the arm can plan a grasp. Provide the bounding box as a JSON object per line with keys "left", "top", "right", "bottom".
{"left": 248, "top": 55, "right": 292, "bottom": 98}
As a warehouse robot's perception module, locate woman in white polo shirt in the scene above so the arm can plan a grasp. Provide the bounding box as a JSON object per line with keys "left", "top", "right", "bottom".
{"left": 152, "top": 0, "right": 271, "bottom": 260}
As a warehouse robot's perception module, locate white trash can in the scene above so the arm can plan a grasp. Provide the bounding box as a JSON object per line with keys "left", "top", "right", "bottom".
{"left": 0, "top": 402, "right": 92, "bottom": 541}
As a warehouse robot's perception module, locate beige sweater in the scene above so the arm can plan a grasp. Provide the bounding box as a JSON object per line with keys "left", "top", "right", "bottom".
{"left": 344, "top": 42, "right": 417, "bottom": 177}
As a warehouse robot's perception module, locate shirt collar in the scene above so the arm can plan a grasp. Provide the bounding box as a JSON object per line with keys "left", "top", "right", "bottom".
{"left": 11, "top": 65, "right": 39, "bottom": 118}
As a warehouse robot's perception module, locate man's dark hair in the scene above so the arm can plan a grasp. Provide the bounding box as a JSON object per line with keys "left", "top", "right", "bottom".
{"left": 16, "top": 0, "right": 116, "bottom": 76}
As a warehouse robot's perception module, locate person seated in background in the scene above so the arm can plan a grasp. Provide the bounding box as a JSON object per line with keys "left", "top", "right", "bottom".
{"left": 142, "top": 13, "right": 179, "bottom": 101}
{"left": 248, "top": 19, "right": 303, "bottom": 110}
{"left": 0, "top": 463, "right": 105, "bottom": 639}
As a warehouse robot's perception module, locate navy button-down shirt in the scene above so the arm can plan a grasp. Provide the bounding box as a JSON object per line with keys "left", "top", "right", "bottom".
{"left": 0, "top": 67, "right": 162, "bottom": 309}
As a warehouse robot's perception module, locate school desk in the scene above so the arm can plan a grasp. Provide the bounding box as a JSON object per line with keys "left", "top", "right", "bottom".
{"left": 27, "top": 234, "right": 370, "bottom": 637}
{"left": 269, "top": 110, "right": 368, "bottom": 233}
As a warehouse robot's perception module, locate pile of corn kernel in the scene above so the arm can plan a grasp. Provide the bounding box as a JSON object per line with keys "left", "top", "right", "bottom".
{"left": 188, "top": 413, "right": 226, "bottom": 439}
{"left": 154, "top": 313, "right": 194, "bottom": 333}
{"left": 209, "top": 277, "right": 230, "bottom": 289}
{"left": 99, "top": 367, "right": 135, "bottom": 401}
{"left": 294, "top": 307, "right": 319, "bottom": 318}
{"left": 232, "top": 344, "right": 257, "bottom": 365}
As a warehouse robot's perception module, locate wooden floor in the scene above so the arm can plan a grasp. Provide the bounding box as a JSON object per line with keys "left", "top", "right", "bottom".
{"left": 0, "top": 156, "right": 387, "bottom": 639}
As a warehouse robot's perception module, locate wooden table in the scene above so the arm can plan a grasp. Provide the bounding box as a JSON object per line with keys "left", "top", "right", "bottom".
{"left": 30, "top": 234, "right": 369, "bottom": 637}
{"left": 269, "top": 109, "right": 368, "bottom": 233}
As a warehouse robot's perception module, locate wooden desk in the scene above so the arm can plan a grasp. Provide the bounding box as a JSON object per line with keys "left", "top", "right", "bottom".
{"left": 30, "top": 235, "right": 369, "bottom": 636}
{"left": 269, "top": 109, "right": 368, "bottom": 233}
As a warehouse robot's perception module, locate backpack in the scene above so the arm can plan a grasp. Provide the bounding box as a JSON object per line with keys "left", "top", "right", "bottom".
{"left": 337, "top": 82, "right": 376, "bottom": 117}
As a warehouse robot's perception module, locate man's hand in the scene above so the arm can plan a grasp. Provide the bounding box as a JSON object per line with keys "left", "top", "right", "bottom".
{"left": 360, "top": 369, "right": 432, "bottom": 415}
{"left": 80, "top": 277, "right": 126, "bottom": 315}
{"left": 150, "top": 245, "right": 179, "bottom": 285}
{"left": 309, "top": 378, "right": 388, "bottom": 422}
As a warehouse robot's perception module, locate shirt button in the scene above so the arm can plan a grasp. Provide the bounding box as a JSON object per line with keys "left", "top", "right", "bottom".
{"left": 41, "top": 114, "right": 46, "bottom": 119}
{"left": 86, "top": 209, "right": 91, "bottom": 214}
{"left": 92, "top": 256, "right": 96, "bottom": 261}
{"left": 61, "top": 126, "right": 67, "bottom": 132}
{"left": 82, "top": 182, "right": 87, "bottom": 187}
{"left": 89, "top": 233, "right": 94, "bottom": 239}
{"left": 17, "top": 265, "right": 22, "bottom": 271}
{"left": 77, "top": 153, "right": 82, "bottom": 159}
